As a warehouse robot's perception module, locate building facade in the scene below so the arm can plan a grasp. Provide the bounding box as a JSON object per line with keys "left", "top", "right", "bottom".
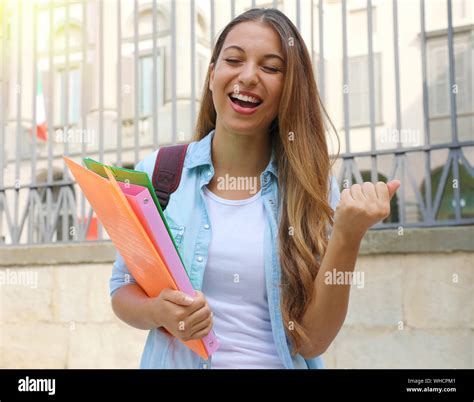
{"left": 0, "top": 0, "right": 472, "bottom": 244}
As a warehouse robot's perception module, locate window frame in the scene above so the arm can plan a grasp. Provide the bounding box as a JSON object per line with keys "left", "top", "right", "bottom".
{"left": 427, "top": 33, "right": 473, "bottom": 119}
{"left": 138, "top": 48, "right": 165, "bottom": 118}
{"left": 347, "top": 53, "right": 383, "bottom": 128}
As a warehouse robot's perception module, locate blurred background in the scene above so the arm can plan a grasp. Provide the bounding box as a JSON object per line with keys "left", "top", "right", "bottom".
{"left": 0, "top": 0, "right": 472, "bottom": 368}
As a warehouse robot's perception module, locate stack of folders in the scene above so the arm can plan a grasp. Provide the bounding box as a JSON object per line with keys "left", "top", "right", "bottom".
{"left": 64, "top": 156, "right": 219, "bottom": 360}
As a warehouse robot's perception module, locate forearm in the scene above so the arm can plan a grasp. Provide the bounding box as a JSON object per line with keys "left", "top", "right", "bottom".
{"left": 300, "top": 228, "right": 362, "bottom": 357}
{"left": 111, "top": 283, "right": 159, "bottom": 330}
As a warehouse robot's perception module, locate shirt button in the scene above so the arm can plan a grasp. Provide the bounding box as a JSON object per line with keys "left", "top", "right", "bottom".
{"left": 197, "top": 256, "right": 203, "bottom": 262}
{"left": 207, "top": 170, "right": 212, "bottom": 177}
{"left": 202, "top": 363, "right": 208, "bottom": 369}
{"left": 204, "top": 224, "right": 210, "bottom": 229}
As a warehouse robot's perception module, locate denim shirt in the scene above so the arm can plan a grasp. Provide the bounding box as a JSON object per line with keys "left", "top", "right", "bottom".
{"left": 110, "top": 129, "right": 341, "bottom": 369}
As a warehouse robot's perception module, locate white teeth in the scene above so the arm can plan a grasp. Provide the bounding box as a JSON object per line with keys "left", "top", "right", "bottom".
{"left": 230, "top": 93, "right": 261, "bottom": 104}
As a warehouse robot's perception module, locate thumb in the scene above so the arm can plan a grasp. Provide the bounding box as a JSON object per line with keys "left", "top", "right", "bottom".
{"left": 387, "top": 180, "right": 401, "bottom": 200}
{"left": 162, "top": 289, "right": 194, "bottom": 306}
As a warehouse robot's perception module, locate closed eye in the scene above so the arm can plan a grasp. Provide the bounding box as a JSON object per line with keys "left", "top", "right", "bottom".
{"left": 225, "top": 58, "right": 282, "bottom": 73}
{"left": 262, "top": 66, "right": 281, "bottom": 73}
{"left": 225, "top": 58, "right": 241, "bottom": 64}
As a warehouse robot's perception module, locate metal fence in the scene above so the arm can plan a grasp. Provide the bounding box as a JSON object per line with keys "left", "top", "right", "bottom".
{"left": 0, "top": 0, "right": 472, "bottom": 245}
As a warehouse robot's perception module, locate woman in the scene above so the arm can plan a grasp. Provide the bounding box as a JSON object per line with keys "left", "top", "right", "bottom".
{"left": 110, "top": 8, "right": 400, "bottom": 369}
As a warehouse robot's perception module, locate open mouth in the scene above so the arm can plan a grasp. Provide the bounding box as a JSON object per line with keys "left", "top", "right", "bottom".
{"left": 228, "top": 93, "right": 263, "bottom": 109}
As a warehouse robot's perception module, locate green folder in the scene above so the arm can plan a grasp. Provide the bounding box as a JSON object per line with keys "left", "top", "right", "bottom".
{"left": 83, "top": 158, "right": 186, "bottom": 269}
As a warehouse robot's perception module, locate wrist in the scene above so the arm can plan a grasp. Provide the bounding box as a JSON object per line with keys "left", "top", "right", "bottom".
{"left": 144, "top": 297, "right": 162, "bottom": 328}
{"left": 330, "top": 226, "right": 364, "bottom": 249}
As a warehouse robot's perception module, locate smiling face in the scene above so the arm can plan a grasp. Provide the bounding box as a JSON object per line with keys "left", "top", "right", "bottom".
{"left": 209, "top": 21, "right": 286, "bottom": 137}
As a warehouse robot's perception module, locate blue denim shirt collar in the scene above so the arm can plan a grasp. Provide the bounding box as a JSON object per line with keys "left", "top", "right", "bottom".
{"left": 185, "top": 129, "right": 278, "bottom": 179}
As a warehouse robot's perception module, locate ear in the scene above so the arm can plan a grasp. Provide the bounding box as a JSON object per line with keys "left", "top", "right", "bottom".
{"left": 209, "top": 62, "right": 214, "bottom": 92}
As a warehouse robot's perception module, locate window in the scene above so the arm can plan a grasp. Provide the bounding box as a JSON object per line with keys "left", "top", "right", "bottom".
{"left": 428, "top": 35, "right": 473, "bottom": 117}
{"left": 427, "top": 33, "right": 473, "bottom": 142}
{"left": 55, "top": 67, "right": 81, "bottom": 126}
{"left": 421, "top": 163, "right": 474, "bottom": 220}
{"left": 139, "top": 53, "right": 164, "bottom": 116}
{"left": 348, "top": 54, "right": 382, "bottom": 127}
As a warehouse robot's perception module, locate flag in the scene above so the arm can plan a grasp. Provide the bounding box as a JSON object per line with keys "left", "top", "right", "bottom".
{"left": 33, "top": 73, "right": 48, "bottom": 142}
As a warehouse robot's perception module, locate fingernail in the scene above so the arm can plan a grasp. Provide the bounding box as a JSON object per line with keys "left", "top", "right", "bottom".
{"left": 184, "top": 296, "right": 194, "bottom": 304}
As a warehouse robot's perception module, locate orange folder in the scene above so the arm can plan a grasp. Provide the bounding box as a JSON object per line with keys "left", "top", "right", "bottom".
{"left": 64, "top": 157, "right": 209, "bottom": 359}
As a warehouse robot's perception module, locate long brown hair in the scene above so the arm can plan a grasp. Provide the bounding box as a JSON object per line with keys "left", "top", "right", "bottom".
{"left": 194, "top": 8, "right": 339, "bottom": 355}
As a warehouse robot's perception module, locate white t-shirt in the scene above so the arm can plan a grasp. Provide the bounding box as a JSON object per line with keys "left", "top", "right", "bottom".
{"left": 201, "top": 186, "right": 285, "bottom": 369}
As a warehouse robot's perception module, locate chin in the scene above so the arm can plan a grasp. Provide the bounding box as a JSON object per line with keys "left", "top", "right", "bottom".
{"left": 223, "top": 121, "right": 266, "bottom": 136}
{"left": 228, "top": 127, "right": 261, "bottom": 137}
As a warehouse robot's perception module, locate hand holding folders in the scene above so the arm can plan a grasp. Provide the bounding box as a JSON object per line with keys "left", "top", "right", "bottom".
{"left": 151, "top": 288, "right": 214, "bottom": 342}
{"left": 64, "top": 156, "right": 219, "bottom": 359}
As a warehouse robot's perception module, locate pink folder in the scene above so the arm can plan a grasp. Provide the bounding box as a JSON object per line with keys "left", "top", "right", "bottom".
{"left": 117, "top": 181, "right": 220, "bottom": 356}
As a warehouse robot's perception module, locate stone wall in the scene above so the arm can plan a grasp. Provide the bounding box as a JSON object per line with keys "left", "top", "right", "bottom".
{"left": 0, "top": 261, "right": 147, "bottom": 368}
{"left": 0, "top": 227, "right": 472, "bottom": 368}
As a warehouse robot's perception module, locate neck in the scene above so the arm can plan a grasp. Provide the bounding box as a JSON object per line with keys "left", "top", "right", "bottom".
{"left": 211, "top": 121, "right": 272, "bottom": 178}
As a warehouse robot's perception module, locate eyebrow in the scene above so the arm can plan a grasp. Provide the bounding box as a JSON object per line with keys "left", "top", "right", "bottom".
{"left": 223, "top": 45, "right": 285, "bottom": 63}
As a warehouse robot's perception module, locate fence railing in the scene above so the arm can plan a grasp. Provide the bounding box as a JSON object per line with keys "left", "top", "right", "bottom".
{"left": 0, "top": 0, "right": 472, "bottom": 245}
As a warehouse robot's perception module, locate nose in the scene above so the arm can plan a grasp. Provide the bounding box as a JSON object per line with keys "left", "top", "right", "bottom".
{"left": 238, "top": 62, "right": 259, "bottom": 87}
